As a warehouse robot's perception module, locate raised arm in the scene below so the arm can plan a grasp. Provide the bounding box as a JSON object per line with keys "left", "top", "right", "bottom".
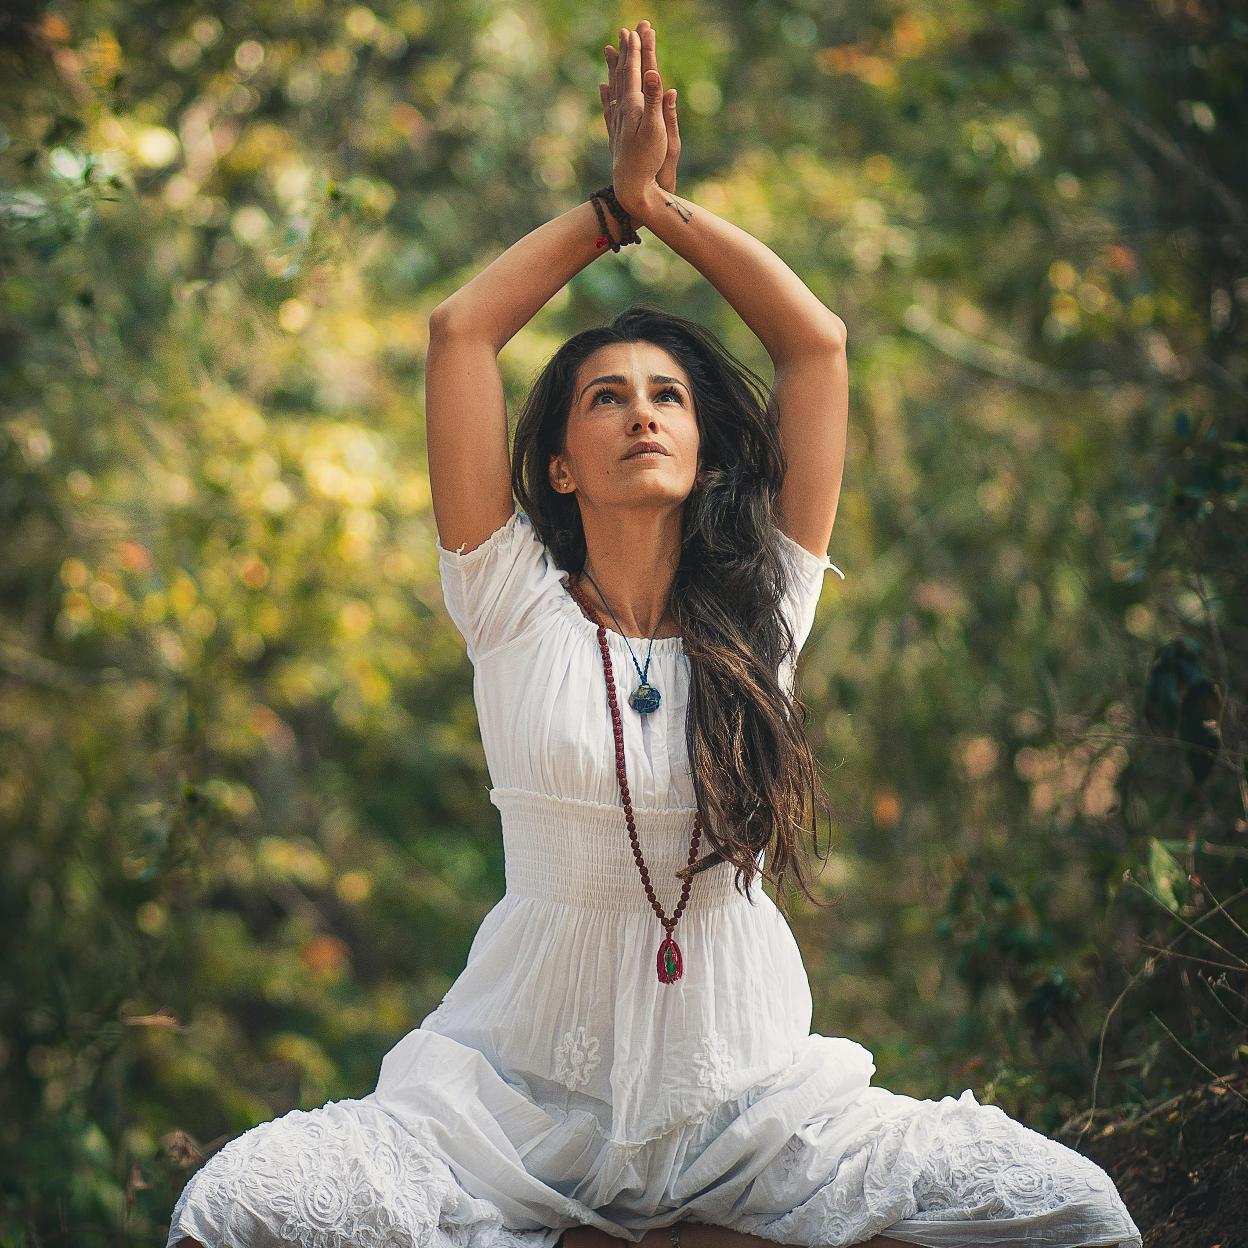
{"left": 425, "top": 201, "right": 631, "bottom": 559}
{"left": 625, "top": 179, "right": 849, "bottom": 560}
{"left": 426, "top": 23, "right": 680, "bottom": 560}
{"left": 624, "top": 177, "right": 848, "bottom": 560}
{"left": 607, "top": 24, "right": 848, "bottom": 560}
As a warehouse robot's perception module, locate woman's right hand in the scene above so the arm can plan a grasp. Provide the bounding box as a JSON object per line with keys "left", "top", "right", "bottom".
{"left": 600, "top": 20, "right": 681, "bottom": 208}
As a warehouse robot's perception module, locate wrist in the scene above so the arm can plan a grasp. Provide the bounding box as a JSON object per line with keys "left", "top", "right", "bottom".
{"left": 588, "top": 196, "right": 626, "bottom": 251}
{"left": 613, "top": 179, "right": 662, "bottom": 222}
{"left": 589, "top": 185, "right": 643, "bottom": 252}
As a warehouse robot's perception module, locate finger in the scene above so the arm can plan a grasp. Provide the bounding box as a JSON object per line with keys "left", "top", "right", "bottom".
{"left": 602, "top": 85, "right": 617, "bottom": 139}
{"left": 626, "top": 28, "right": 641, "bottom": 101}
{"left": 610, "top": 30, "right": 622, "bottom": 105}
{"left": 660, "top": 91, "right": 680, "bottom": 189}
{"left": 620, "top": 28, "right": 632, "bottom": 108}
{"left": 644, "top": 67, "right": 663, "bottom": 112}
{"left": 640, "top": 20, "right": 656, "bottom": 85}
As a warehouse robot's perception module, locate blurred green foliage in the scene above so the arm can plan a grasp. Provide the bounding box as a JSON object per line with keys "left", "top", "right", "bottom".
{"left": 1, "top": 0, "right": 1245, "bottom": 1239}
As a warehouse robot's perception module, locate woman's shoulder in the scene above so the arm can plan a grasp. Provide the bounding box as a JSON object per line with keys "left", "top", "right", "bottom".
{"left": 436, "top": 507, "right": 568, "bottom": 663}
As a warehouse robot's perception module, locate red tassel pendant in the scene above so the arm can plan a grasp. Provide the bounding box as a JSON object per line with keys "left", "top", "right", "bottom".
{"left": 657, "top": 933, "right": 684, "bottom": 983}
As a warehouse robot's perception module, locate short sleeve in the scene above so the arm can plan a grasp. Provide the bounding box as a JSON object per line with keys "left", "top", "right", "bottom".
{"left": 436, "top": 508, "right": 564, "bottom": 663}
{"left": 773, "top": 524, "right": 845, "bottom": 661}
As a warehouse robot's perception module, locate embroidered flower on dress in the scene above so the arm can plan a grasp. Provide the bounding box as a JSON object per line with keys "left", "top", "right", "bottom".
{"left": 993, "top": 1156, "right": 1062, "bottom": 1211}
{"left": 554, "top": 1025, "right": 601, "bottom": 1091}
{"left": 271, "top": 1142, "right": 363, "bottom": 1238}
{"left": 195, "top": 1134, "right": 252, "bottom": 1204}
{"left": 909, "top": 1099, "right": 1105, "bottom": 1223}
{"left": 692, "top": 1031, "right": 735, "bottom": 1100}
{"left": 173, "top": 1101, "right": 463, "bottom": 1248}
{"left": 816, "top": 1207, "right": 863, "bottom": 1245}
{"left": 777, "top": 1134, "right": 807, "bottom": 1186}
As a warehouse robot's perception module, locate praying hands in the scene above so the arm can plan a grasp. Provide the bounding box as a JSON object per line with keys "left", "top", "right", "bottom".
{"left": 600, "top": 19, "right": 682, "bottom": 211}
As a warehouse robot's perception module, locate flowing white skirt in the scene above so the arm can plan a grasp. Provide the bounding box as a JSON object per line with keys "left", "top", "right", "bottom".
{"left": 167, "top": 1028, "right": 1141, "bottom": 1248}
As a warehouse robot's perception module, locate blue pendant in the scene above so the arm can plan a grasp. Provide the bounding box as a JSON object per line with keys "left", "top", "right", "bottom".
{"left": 629, "top": 682, "right": 661, "bottom": 714}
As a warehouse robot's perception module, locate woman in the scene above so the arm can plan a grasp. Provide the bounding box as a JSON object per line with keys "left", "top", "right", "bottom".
{"left": 168, "top": 20, "right": 1141, "bottom": 1248}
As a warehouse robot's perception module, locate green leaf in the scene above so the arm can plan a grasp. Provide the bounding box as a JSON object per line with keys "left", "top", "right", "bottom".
{"left": 1147, "top": 837, "right": 1186, "bottom": 913}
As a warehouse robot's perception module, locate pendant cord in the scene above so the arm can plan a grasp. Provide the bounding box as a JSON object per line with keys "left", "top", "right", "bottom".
{"left": 577, "top": 566, "right": 668, "bottom": 687}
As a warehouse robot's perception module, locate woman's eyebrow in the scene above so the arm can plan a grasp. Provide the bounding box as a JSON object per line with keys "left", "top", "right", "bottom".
{"left": 577, "top": 374, "right": 689, "bottom": 401}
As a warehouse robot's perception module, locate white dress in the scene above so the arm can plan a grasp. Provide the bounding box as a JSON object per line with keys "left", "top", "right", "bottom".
{"left": 167, "top": 507, "right": 1142, "bottom": 1248}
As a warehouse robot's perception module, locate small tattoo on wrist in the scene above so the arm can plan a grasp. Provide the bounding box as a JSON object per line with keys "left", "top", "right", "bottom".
{"left": 663, "top": 195, "right": 692, "bottom": 223}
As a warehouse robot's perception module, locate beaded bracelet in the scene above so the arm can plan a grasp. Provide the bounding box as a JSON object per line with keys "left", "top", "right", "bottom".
{"left": 589, "top": 184, "right": 642, "bottom": 253}
{"left": 589, "top": 194, "right": 617, "bottom": 252}
{"left": 669, "top": 1221, "right": 682, "bottom": 1248}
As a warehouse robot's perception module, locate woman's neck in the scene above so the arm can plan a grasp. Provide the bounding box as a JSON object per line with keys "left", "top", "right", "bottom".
{"left": 568, "top": 570, "right": 681, "bottom": 639}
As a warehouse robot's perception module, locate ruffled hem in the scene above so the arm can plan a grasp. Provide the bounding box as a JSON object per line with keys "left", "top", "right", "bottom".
{"left": 435, "top": 506, "right": 526, "bottom": 566}
{"left": 774, "top": 524, "right": 846, "bottom": 582}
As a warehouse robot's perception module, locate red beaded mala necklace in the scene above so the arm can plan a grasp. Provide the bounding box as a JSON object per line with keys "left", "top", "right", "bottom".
{"left": 566, "top": 574, "right": 702, "bottom": 984}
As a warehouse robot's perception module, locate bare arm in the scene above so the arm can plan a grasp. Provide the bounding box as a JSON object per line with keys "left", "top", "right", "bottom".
{"left": 591, "top": 24, "right": 848, "bottom": 556}
{"left": 619, "top": 182, "right": 849, "bottom": 559}
{"left": 617, "top": 182, "right": 847, "bottom": 364}
{"left": 426, "top": 201, "right": 630, "bottom": 557}
{"left": 433, "top": 18, "right": 676, "bottom": 353}
{"left": 431, "top": 199, "right": 631, "bottom": 354}
{"left": 428, "top": 22, "right": 685, "bottom": 557}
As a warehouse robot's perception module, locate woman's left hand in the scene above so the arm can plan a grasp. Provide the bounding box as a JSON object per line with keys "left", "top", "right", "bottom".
{"left": 600, "top": 20, "right": 681, "bottom": 206}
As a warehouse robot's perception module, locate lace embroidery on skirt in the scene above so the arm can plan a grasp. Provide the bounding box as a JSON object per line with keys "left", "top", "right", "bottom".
{"left": 166, "top": 1098, "right": 550, "bottom": 1248}
{"left": 743, "top": 1088, "right": 1137, "bottom": 1247}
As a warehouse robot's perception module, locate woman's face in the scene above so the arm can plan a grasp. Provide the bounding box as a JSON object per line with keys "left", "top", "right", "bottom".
{"left": 551, "top": 340, "right": 701, "bottom": 509}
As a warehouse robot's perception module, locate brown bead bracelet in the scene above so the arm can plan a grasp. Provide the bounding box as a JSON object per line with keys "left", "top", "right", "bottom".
{"left": 589, "top": 184, "right": 642, "bottom": 253}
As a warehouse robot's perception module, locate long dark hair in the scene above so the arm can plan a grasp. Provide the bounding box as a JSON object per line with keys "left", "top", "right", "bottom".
{"left": 512, "top": 304, "right": 839, "bottom": 916}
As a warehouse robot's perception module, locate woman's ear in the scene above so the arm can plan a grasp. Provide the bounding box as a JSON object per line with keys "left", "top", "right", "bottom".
{"left": 549, "top": 456, "right": 575, "bottom": 493}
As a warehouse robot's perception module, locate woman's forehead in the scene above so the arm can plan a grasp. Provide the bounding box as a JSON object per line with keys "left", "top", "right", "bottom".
{"left": 579, "top": 341, "right": 686, "bottom": 380}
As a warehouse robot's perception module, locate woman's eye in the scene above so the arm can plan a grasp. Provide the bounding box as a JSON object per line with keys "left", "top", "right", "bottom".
{"left": 592, "top": 388, "right": 682, "bottom": 404}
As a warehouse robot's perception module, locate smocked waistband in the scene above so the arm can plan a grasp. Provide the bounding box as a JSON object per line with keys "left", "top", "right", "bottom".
{"left": 489, "top": 786, "right": 752, "bottom": 912}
